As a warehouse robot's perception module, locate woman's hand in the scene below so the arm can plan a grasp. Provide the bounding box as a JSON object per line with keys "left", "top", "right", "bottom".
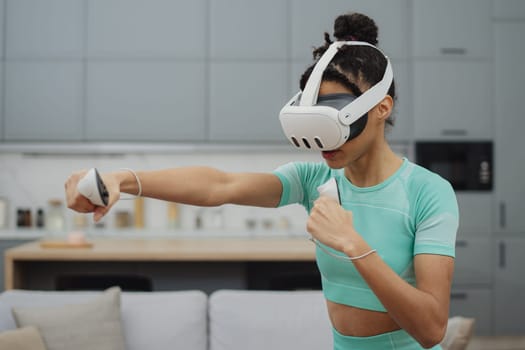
{"left": 306, "top": 196, "right": 368, "bottom": 256}
{"left": 64, "top": 170, "right": 121, "bottom": 222}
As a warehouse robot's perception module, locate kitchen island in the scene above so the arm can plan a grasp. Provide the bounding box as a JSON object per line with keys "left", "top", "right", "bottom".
{"left": 4, "top": 238, "right": 318, "bottom": 291}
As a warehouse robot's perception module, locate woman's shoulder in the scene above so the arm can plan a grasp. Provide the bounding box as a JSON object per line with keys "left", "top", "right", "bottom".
{"left": 404, "top": 160, "right": 453, "bottom": 191}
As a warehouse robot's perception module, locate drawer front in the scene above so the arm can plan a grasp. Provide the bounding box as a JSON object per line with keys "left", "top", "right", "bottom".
{"left": 453, "top": 237, "right": 491, "bottom": 285}
{"left": 449, "top": 288, "right": 492, "bottom": 335}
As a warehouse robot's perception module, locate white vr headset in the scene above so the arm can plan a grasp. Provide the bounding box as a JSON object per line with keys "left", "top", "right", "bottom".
{"left": 279, "top": 41, "right": 393, "bottom": 151}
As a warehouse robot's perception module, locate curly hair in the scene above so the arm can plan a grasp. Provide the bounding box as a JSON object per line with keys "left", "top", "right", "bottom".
{"left": 300, "top": 12, "right": 396, "bottom": 127}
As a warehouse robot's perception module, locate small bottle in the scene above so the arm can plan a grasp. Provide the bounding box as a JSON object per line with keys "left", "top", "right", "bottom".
{"left": 36, "top": 208, "right": 45, "bottom": 228}
{"left": 16, "top": 209, "right": 25, "bottom": 227}
{"left": 0, "top": 198, "right": 7, "bottom": 229}
{"left": 24, "top": 209, "right": 32, "bottom": 227}
{"left": 167, "top": 202, "right": 180, "bottom": 229}
{"left": 46, "top": 199, "right": 65, "bottom": 232}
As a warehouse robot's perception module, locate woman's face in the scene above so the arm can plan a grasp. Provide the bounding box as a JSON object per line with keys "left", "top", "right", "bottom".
{"left": 317, "top": 80, "right": 387, "bottom": 169}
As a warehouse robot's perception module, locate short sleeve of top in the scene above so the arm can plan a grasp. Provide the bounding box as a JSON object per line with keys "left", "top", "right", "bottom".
{"left": 273, "top": 160, "right": 459, "bottom": 258}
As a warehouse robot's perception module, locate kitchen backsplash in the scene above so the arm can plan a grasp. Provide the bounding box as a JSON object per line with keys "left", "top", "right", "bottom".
{"left": 0, "top": 148, "right": 321, "bottom": 237}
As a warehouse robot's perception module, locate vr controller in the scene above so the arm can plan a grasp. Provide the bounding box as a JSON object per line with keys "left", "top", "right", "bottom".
{"left": 77, "top": 168, "right": 109, "bottom": 207}
{"left": 317, "top": 178, "right": 341, "bottom": 205}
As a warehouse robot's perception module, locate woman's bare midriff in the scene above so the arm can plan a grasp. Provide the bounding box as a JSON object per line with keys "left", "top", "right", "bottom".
{"left": 327, "top": 300, "right": 400, "bottom": 336}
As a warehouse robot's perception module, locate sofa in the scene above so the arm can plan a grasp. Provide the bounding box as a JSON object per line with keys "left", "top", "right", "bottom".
{"left": 0, "top": 287, "right": 474, "bottom": 350}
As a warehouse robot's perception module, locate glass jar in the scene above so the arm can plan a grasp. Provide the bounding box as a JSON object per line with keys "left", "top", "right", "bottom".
{"left": 46, "top": 199, "right": 65, "bottom": 232}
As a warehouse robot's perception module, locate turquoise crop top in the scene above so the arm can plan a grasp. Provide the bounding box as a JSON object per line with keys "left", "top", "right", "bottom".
{"left": 273, "top": 158, "right": 459, "bottom": 312}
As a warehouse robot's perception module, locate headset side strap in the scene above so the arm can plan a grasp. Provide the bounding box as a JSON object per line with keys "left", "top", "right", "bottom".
{"left": 338, "top": 59, "right": 393, "bottom": 126}
{"left": 299, "top": 43, "right": 342, "bottom": 106}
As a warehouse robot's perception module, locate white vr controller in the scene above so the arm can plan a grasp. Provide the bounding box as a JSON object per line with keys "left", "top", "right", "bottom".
{"left": 317, "top": 178, "right": 341, "bottom": 205}
{"left": 77, "top": 168, "right": 109, "bottom": 207}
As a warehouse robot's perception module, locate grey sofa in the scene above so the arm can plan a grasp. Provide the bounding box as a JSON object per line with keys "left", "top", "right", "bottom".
{"left": 0, "top": 289, "right": 472, "bottom": 350}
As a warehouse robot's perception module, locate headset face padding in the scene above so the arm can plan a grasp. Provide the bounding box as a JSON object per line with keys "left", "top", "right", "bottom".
{"left": 315, "top": 93, "right": 368, "bottom": 142}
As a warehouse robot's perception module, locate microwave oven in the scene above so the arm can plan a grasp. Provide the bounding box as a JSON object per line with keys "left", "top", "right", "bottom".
{"left": 415, "top": 141, "right": 493, "bottom": 191}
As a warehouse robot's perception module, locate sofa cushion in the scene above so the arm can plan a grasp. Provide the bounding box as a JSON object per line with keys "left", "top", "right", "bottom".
{"left": 120, "top": 290, "right": 208, "bottom": 350}
{"left": 0, "top": 301, "right": 16, "bottom": 332}
{"left": 11, "top": 287, "right": 125, "bottom": 350}
{"left": 209, "top": 289, "right": 332, "bottom": 350}
{"left": 441, "top": 316, "right": 476, "bottom": 350}
{"left": 0, "top": 326, "right": 47, "bottom": 350}
{"left": 1, "top": 289, "right": 208, "bottom": 350}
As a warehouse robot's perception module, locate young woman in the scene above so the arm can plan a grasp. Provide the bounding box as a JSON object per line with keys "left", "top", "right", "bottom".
{"left": 65, "top": 12, "right": 458, "bottom": 350}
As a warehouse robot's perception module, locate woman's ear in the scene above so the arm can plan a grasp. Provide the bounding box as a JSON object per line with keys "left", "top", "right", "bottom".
{"left": 374, "top": 95, "right": 394, "bottom": 122}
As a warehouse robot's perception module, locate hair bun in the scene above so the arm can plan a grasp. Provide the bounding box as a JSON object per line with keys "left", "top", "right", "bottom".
{"left": 333, "top": 12, "right": 378, "bottom": 45}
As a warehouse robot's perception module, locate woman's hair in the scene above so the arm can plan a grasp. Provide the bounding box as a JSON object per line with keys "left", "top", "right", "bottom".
{"left": 300, "top": 12, "right": 396, "bottom": 127}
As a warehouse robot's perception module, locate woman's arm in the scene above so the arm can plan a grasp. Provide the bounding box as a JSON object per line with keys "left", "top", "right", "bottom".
{"left": 65, "top": 167, "right": 283, "bottom": 222}
{"left": 306, "top": 197, "right": 453, "bottom": 348}
{"left": 351, "top": 252, "right": 453, "bottom": 348}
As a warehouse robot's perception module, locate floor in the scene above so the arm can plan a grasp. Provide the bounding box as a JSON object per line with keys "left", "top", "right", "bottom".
{"left": 467, "top": 336, "right": 525, "bottom": 350}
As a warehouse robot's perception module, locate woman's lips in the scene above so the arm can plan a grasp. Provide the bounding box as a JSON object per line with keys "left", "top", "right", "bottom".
{"left": 322, "top": 150, "right": 338, "bottom": 159}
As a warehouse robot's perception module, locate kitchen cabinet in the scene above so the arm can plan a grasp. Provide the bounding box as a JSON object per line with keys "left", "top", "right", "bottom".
{"left": 290, "top": 0, "right": 409, "bottom": 60}
{"left": 0, "top": 65, "right": 3, "bottom": 141}
{"left": 453, "top": 237, "right": 492, "bottom": 286}
{"left": 85, "top": 62, "right": 207, "bottom": 142}
{"left": 413, "top": 0, "right": 491, "bottom": 59}
{"left": 5, "top": 0, "right": 83, "bottom": 59}
{"left": 494, "top": 22, "right": 525, "bottom": 233}
{"left": 413, "top": 61, "right": 492, "bottom": 140}
{"left": 450, "top": 193, "right": 494, "bottom": 335}
{"left": 456, "top": 194, "right": 493, "bottom": 237}
{"left": 493, "top": 236, "right": 525, "bottom": 334}
{"left": 4, "top": 62, "right": 84, "bottom": 141}
{"left": 86, "top": 0, "right": 207, "bottom": 58}
{"left": 449, "top": 288, "right": 492, "bottom": 335}
{"left": 209, "top": 62, "right": 288, "bottom": 142}
{"left": 209, "top": 0, "right": 287, "bottom": 60}
{"left": 493, "top": 0, "right": 525, "bottom": 21}
{"left": 3, "top": 0, "right": 84, "bottom": 141}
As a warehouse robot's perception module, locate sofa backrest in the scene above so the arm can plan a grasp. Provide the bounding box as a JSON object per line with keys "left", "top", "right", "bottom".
{"left": 208, "top": 289, "right": 332, "bottom": 350}
{"left": 0, "top": 289, "right": 208, "bottom": 350}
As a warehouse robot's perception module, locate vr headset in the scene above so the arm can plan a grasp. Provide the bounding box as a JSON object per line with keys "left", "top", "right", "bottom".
{"left": 279, "top": 41, "right": 393, "bottom": 151}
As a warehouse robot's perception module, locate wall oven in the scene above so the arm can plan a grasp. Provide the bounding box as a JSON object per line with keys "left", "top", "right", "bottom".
{"left": 415, "top": 141, "right": 493, "bottom": 191}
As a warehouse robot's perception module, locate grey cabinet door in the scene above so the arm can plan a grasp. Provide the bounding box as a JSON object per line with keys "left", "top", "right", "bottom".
{"left": 413, "top": 61, "right": 492, "bottom": 140}
{"left": 494, "top": 22, "right": 525, "bottom": 233}
{"left": 494, "top": 237, "right": 525, "bottom": 334}
{"left": 413, "top": 0, "right": 491, "bottom": 58}
{"left": 449, "top": 288, "right": 492, "bottom": 335}
{"left": 453, "top": 237, "right": 491, "bottom": 286}
{"left": 209, "top": 62, "right": 288, "bottom": 142}
{"left": 3, "top": 0, "right": 84, "bottom": 141}
{"left": 86, "top": 62, "right": 206, "bottom": 142}
{"left": 290, "top": 0, "right": 410, "bottom": 60}
{"left": 4, "top": 62, "right": 84, "bottom": 141}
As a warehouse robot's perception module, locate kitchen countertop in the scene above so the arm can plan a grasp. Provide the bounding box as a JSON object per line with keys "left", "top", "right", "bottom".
{"left": 5, "top": 237, "right": 316, "bottom": 262}
{"left": 4, "top": 237, "right": 317, "bottom": 290}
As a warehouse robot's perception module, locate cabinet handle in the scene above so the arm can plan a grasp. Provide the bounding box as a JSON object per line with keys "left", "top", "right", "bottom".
{"left": 441, "top": 129, "right": 467, "bottom": 136}
{"left": 450, "top": 292, "right": 468, "bottom": 300}
{"left": 499, "top": 202, "right": 506, "bottom": 229}
{"left": 499, "top": 241, "right": 506, "bottom": 269}
{"left": 455, "top": 240, "right": 468, "bottom": 248}
{"left": 440, "top": 47, "right": 467, "bottom": 55}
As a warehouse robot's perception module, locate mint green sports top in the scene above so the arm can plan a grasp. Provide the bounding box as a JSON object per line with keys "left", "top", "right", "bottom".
{"left": 273, "top": 158, "right": 459, "bottom": 312}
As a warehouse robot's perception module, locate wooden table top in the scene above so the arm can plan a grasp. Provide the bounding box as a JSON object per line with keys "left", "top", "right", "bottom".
{"left": 5, "top": 237, "right": 316, "bottom": 262}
